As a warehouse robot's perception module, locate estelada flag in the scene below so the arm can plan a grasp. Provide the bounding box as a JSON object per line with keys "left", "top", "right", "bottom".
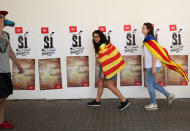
{"left": 143, "top": 34, "right": 189, "bottom": 83}
{"left": 98, "top": 43, "right": 126, "bottom": 79}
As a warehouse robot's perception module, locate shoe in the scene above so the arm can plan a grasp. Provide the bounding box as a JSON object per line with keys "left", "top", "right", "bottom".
{"left": 167, "top": 94, "right": 175, "bottom": 105}
{"left": 119, "top": 99, "right": 130, "bottom": 110}
{"left": 0, "top": 121, "right": 14, "bottom": 129}
{"left": 88, "top": 99, "right": 101, "bottom": 106}
{"left": 144, "top": 103, "right": 158, "bottom": 110}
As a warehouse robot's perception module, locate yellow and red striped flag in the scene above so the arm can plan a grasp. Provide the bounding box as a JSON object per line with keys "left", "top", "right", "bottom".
{"left": 144, "top": 34, "right": 189, "bottom": 83}
{"left": 98, "top": 43, "right": 126, "bottom": 79}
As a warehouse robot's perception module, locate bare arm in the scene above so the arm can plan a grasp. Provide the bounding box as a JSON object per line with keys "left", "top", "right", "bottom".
{"left": 143, "top": 56, "right": 146, "bottom": 72}
{"left": 9, "top": 45, "right": 24, "bottom": 74}
{"left": 152, "top": 56, "right": 157, "bottom": 75}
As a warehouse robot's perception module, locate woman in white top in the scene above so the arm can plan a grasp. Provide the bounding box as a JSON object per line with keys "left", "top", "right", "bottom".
{"left": 142, "top": 23, "right": 175, "bottom": 110}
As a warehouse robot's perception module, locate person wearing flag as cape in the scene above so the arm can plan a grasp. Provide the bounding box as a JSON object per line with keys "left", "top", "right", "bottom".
{"left": 0, "top": 11, "right": 24, "bottom": 129}
{"left": 142, "top": 23, "right": 189, "bottom": 110}
{"left": 88, "top": 30, "right": 130, "bottom": 110}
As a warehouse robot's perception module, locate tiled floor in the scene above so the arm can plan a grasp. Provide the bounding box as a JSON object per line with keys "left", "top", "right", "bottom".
{"left": 2, "top": 99, "right": 190, "bottom": 131}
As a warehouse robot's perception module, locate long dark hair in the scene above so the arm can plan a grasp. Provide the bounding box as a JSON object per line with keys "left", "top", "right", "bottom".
{"left": 92, "top": 30, "right": 109, "bottom": 53}
{"left": 143, "top": 22, "right": 155, "bottom": 38}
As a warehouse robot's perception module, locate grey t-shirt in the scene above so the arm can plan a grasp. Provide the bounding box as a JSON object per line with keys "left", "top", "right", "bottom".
{"left": 0, "top": 31, "right": 10, "bottom": 73}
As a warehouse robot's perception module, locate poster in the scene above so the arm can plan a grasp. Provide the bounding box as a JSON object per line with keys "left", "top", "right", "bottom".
{"left": 152, "top": 24, "right": 163, "bottom": 44}
{"left": 143, "top": 56, "right": 166, "bottom": 87}
{"left": 38, "top": 27, "right": 61, "bottom": 58}
{"left": 67, "top": 56, "right": 89, "bottom": 87}
{"left": 12, "top": 59, "right": 35, "bottom": 90}
{"left": 120, "top": 55, "right": 142, "bottom": 86}
{"left": 146, "top": 24, "right": 170, "bottom": 47}
{"left": 38, "top": 58, "right": 62, "bottom": 90}
{"left": 144, "top": 66, "right": 166, "bottom": 87}
{"left": 98, "top": 25, "right": 116, "bottom": 44}
{"left": 166, "top": 55, "right": 188, "bottom": 85}
{"left": 12, "top": 27, "right": 35, "bottom": 58}
{"left": 95, "top": 57, "right": 117, "bottom": 88}
{"left": 120, "top": 25, "right": 143, "bottom": 55}
{"left": 66, "top": 26, "right": 88, "bottom": 56}
{"left": 165, "top": 24, "right": 188, "bottom": 54}
{"left": 142, "top": 24, "right": 166, "bottom": 87}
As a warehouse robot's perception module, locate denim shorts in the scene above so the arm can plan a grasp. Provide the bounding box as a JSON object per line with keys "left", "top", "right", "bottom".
{"left": 98, "top": 62, "right": 117, "bottom": 80}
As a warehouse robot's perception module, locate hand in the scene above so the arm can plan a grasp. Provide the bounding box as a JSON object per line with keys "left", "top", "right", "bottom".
{"left": 100, "top": 72, "right": 105, "bottom": 79}
{"left": 152, "top": 68, "right": 156, "bottom": 75}
{"left": 17, "top": 65, "right": 24, "bottom": 74}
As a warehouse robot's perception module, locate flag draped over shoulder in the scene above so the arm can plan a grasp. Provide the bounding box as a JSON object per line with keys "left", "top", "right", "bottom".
{"left": 143, "top": 34, "right": 189, "bottom": 83}
{"left": 98, "top": 43, "right": 126, "bottom": 79}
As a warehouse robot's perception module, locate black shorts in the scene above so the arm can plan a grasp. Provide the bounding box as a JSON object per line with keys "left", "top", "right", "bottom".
{"left": 0, "top": 73, "right": 13, "bottom": 98}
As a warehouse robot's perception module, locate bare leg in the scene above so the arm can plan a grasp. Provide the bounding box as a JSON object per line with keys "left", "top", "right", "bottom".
{"left": 0, "top": 97, "right": 7, "bottom": 123}
{"left": 104, "top": 80, "right": 126, "bottom": 102}
{"left": 96, "top": 79, "right": 104, "bottom": 102}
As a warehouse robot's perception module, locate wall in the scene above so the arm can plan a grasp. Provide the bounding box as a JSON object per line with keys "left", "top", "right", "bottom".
{"left": 0, "top": 0, "right": 190, "bottom": 99}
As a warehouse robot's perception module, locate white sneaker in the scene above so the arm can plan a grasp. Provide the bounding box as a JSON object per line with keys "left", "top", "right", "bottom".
{"left": 167, "top": 94, "right": 175, "bottom": 105}
{"left": 144, "top": 103, "right": 158, "bottom": 110}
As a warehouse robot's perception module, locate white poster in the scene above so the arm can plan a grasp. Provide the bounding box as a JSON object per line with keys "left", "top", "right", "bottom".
{"left": 151, "top": 24, "right": 170, "bottom": 47}
{"left": 12, "top": 27, "right": 35, "bottom": 58}
{"left": 165, "top": 24, "right": 188, "bottom": 55}
{"left": 98, "top": 25, "right": 116, "bottom": 44}
{"left": 38, "top": 27, "right": 61, "bottom": 58}
{"left": 153, "top": 24, "right": 161, "bottom": 43}
{"left": 120, "top": 25, "right": 143, "bottom": 55}
{"left": 66, "top": 26, "right": 88, "bottom": 56}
